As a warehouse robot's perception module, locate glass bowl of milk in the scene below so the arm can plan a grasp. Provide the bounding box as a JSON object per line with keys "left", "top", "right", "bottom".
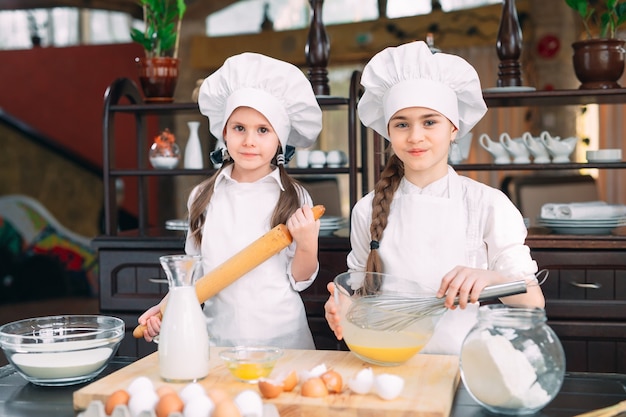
{"left": 0, "top": 315, "right": 124, "bottom": 386}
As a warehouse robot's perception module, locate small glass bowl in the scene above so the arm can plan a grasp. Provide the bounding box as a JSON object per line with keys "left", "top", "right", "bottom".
{"left": 219, "top": 346, "right": 283, "bottom": 383}
{"left": 0, "top": 315, "right": 124, "bottom": 386}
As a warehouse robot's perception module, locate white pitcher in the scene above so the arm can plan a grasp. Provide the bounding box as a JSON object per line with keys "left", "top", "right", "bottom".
{"left": 499, "top": 132, "right": 531, "bottom": 164}
{"left": 540, "top": 132, "right": 577, "bottom": 163}
{"left": 479, "top": 133, "right": 511, "bottom": 164}
{"left": 522, "top": 131, "right": 551, "bottom": 164}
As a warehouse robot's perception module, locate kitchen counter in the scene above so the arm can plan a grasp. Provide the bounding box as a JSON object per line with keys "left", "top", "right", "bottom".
{"left": 0, "top": 357, "right": 624, "bottom": 417}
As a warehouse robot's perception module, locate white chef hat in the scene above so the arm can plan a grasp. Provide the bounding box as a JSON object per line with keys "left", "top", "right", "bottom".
{"left": 198, "top": 52, "right": 323, "bottom": 154}
{"left": 357, "top": 40, "right": 487, "bottom": 140}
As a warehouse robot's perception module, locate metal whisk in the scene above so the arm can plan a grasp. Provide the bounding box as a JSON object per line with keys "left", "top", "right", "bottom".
{"left": 346, "top": 280, "right": 528, "bottom": 332}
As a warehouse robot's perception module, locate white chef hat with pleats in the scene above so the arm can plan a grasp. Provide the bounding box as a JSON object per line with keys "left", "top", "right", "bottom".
{"left": 198, "top": 52, "right": 323, "bottom": 155}
{"left": 357, "top": 40, "right": 487, "bottom": 140}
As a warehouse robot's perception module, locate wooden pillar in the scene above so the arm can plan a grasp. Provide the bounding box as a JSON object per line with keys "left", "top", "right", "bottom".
{"left": 305, "top": 0, "right": 330, "bottom": 95}
{"left": 496, "top": 0, "right": 523, "bottom": 87}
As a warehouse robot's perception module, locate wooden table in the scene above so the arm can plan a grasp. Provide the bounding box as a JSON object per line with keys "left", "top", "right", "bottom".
{"left": 0, "top": 356, "right": 624, "bottom": 417}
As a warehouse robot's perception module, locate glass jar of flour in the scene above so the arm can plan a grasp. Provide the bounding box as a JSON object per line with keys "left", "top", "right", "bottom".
{"left": 460, "top": 305, "right": 565, "bottom": 415}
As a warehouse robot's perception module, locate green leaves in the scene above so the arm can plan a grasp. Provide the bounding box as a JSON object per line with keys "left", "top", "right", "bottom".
{"left": 565, "top": 0, "right": 626, "bottom": 39}
{"left": 132, "top": 0, "right": 186, "bottom": 58}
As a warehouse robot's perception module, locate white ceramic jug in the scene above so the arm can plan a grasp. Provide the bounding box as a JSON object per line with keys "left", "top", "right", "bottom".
{"left": 479, "top": 133, "right": 511, "bottom": 164}
{"left": 499, "top": 132, "right": 531, "bottom": 164}
{"left": 540, "top": 132, "right": 577, "bottom": 163}
{"left": 522, "top": 131, "right": 551, "bottom": 164}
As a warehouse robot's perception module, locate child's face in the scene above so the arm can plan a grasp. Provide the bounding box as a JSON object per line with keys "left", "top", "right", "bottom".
{"left": 224, "top": 106, "right": 281, "bottom": 182}
{"left": 387, "top": 106, "right": 457, "bottom": 187}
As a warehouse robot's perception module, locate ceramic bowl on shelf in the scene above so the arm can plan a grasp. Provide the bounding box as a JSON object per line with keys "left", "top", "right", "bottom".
{"left": 586, "top": 149, "right": 622, "bottom": 162}
{"left": 0, "top": 315, "right": 124, "bottom": 386}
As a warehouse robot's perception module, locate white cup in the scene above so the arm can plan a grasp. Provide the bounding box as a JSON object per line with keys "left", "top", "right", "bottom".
{"left": 308, "top": 150, "right": 326, "bottom": 168}
{"left": 326, "top": 150, "right": 347, "bottom": 167}
{"left": 295, "top": 150, "right": 310, "bottom": 168}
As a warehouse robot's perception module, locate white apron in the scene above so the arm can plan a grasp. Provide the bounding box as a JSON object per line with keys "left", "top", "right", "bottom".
{"left": 379, "top": 174, "right": 478, "bottom": 355}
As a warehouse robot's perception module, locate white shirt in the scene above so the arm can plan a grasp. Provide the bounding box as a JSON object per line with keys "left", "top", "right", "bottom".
{"left": 347, "top": 167, "right": 537, "bottom": 355}
{"left": 185, "top": 165, "right": 316, "bottom": 349}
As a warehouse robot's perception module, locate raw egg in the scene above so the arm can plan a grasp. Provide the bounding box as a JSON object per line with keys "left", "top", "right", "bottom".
{"left": 155, "top": 392, "right": 184, "bottom": 417}
{"left": 105, "top": 389, "right": 130, "bottom": 415}
{"left": 212, "top": 398, "right": 242, "bottom": 417}
{"left": 156, "top": 385, "right": 177, "bottom": 398}
{"left": 183, "top": 394, "right": 215, "bottom": 417}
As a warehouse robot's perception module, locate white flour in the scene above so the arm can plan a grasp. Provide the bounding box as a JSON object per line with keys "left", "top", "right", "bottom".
{"left": 12, "top": 347, "right": 112, "bottom": 379}
{"left": 461, "top": 330, "right": 550, "bottom": 409}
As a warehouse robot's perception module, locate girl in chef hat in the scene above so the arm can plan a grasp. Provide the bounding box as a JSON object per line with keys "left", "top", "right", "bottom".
{"left": 324, "top": 41, "right": 545, "bottom": 355}
{"left": 139, "top": 52, "right": 323, "bottom": 349}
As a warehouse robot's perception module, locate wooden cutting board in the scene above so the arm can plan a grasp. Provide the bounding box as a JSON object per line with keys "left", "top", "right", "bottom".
{"left": 74, "top": 349, "right": 460, "bottom": 417}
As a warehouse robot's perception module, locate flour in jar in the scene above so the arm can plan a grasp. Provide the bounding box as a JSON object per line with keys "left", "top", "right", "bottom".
{"left": 461, "top": 330, "right": 550, "bottom": 409}
{"left": 11, "top": 347, "right": 112, "bottom": 379}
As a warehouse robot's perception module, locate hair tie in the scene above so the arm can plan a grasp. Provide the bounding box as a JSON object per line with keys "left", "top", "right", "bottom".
{"left": 276, "top": 153, "right": 285, "bottom": 165}
{"left": 370, "top": 240, "right": 380, "bottom": 250}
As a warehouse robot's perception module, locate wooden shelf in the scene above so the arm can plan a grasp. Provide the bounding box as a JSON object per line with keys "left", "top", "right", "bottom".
{"left": 483, "top": 88, "right": 626, "bottom": 107}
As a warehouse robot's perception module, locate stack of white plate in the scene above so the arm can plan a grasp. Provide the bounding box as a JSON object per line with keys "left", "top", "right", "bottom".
{"left": 320, "top": 216, "right": 348, "bottom": 236}
{"left": 165, "top": 219, "right": 188, "bottom": 231}
{"left": 536, "top": 216, "right": 626, "bottom": 235}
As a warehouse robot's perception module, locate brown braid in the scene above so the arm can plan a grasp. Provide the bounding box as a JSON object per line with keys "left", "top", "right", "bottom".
{"left": 188, "top": 148, "right": 303, "bottom": 248}
{"left": 366, "top": 154, "right": 404, "bottom": 275}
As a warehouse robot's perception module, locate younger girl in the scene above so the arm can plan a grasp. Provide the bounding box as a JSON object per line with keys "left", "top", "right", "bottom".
{"left": 139, "top": 52, "right": 323, "bottom": 349}
{"left": 324, "top": 41, "right": 545, "bottom": 355}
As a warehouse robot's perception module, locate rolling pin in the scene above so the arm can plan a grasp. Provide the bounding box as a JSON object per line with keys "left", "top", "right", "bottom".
{"left": 133, "top": 204, "right": 326, "bottom": 338}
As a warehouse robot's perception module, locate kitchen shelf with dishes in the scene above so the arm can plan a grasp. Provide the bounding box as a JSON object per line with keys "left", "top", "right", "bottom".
{"left": 95, "top": 73, "right": 366, "bottom": 355}
{"left": 454, "top": 87, "right": 626, "bottom": 373}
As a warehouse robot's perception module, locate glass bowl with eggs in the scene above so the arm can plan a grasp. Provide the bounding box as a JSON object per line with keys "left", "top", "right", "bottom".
{"left": 333, "top": 271, "right": 444, "bottom": 366}
{"left": 219, "top": 346, "right": 283, "bottom": 383}
{"left": 0, "top": 315, "right": 124, "bottom": 386}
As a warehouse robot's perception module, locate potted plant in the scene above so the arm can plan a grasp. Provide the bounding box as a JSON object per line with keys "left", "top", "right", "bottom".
{"left": 131, "top": 0, "right": 187, "bottom": 102}
{"left": 565, "top": 0, "right": 626, "bottom": 89}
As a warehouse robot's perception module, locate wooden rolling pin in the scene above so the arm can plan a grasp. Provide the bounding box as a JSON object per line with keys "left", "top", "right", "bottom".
{"left": 133, "top": 205, "right": 326, "bottom": 338}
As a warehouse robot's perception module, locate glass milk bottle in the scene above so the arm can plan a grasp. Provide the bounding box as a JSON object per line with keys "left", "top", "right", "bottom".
{"left": 158, "top": 254, "right": 210, "bottom": 382}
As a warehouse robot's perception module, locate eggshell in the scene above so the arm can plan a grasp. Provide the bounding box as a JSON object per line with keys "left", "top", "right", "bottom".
{"left": 321, "top": 370, "right": 343, "bottom": 393}
{"left": 301, "top": 377, "right": 329, "bottom": 397}
{"left": 179, "top": 382, "right": 207, "bottom": 404}
{"left": 183, "top": 394, "right": 215, "bottom": 417}
{"left": 105, "top": 389, "right": 130, "bottom": 415}
{"left": 347, "top": 368, "right": 374, "bottom": 395}
{"left": 299, "top": 363, "right": 328, "bottom": 382}
{"left": 374, "top": 373, "right": 405, "bottom": 400}
{"left": 155, "top": 392, "right": 184, "bottom": 417}
{"left": 127, "top": 376, "right": 155, "bottom": 397}
{"left": 258, "top": 378, "right": 283, "bottom": 399}
{"left": 234, "top": 390, "right": 263, "bottom": 417}
{"left": 281, "top": 370, "right": 299, "bottom": 392}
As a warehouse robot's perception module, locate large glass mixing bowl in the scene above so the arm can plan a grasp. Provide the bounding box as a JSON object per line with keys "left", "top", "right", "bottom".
{"left": 333, "top": 271, "right": 444, "bottom": 366}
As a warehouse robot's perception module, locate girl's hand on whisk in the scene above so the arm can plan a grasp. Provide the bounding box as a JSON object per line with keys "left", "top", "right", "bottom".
{"left": 324, "top": 282, "right": 343, "bottom": 340}
{"left": 436, "top": 266, "right": 503, "bottom": 309}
